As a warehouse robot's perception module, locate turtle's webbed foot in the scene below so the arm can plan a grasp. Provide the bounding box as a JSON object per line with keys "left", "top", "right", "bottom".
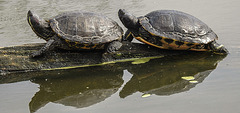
{"left": 107, "top": 41, "right": 123, "bottom": 53}
{"left": 30, "top": 39, "right": 56, "bottom": 58}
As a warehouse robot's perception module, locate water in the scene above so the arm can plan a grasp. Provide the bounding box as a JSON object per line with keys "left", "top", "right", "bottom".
{"left": 0, "top": 0, "right": 240, "bottom": 113}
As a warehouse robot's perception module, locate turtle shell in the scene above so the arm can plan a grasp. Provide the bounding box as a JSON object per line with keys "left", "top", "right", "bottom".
{"left": 135, "top": 10, "right": 218, "bottom": 51}
{"left": 50, "top": 11, "right": 123, "bottom": 49}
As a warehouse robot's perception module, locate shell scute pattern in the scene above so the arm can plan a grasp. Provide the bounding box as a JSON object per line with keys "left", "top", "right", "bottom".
{"left": 50, "top": 12, "right": 122, "bottom": 49}
{"left": 134, "top": 11, "right": 218, "bottom": 51}
{"left": 139, "top": 10, "right": 217, "bottom": 45}
{"left": 118, "top": 9, "right": 228, "bottom": 54}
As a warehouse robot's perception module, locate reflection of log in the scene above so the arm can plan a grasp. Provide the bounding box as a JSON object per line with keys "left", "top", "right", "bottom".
{"left": 0, "top": 44, "right": 227, "bottom": 113}
{"left": 0, "top": 41, "right": 188, "bottom": 73}
{"left": 27, "top": 53, "right": 226, "bottom": 113}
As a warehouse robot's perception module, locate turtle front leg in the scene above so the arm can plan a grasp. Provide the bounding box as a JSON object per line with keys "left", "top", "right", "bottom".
{"left": 106, "top": 41, "right": 123, "bottom": 53}
{"left": 30, "top": 39, "right": 56, "bottom": 58}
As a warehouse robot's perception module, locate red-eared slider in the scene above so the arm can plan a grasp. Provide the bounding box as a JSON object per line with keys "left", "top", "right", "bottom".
{"left": 27, "top": 10, "right": 123, "bottom": 58}
{"left": 118, "top": 9, "right": 228, "bottom": 54}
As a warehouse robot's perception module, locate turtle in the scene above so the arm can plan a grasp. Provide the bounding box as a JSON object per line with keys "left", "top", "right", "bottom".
{"left": 118, "top": 9, "right": 228, "bottom": 54}
{"left": 27, "top": 10, "right": 123, "bottom": 58}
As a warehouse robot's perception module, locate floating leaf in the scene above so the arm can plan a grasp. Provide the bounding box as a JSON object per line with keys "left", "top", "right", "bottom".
{"left": 132, "top": 58, "right": 150, "bottom": 64}
{"left": 189, "top": 80, "right": 198, "bottom": 83}
{"left": 181, "top": 76, "right": 195, "bottom": 81}
{"left": 142, "top": 93, "right": 151, "bottom": 98}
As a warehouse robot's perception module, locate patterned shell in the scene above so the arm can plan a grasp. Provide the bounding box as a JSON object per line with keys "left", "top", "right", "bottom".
{"left": 139, "top": 10, "right": 217, "bottom": 44}
{"left": 50, "top": 11, "right": 123, "bottom": 44}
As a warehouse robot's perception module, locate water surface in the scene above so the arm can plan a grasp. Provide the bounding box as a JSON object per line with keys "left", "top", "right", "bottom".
{"left": 0, "top": 0, "right": 240, "bottom": 113}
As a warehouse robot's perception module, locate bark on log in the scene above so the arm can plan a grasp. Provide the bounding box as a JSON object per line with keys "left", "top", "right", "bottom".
{"left": 0, "top": 41, "right": 226, "bottom": 84}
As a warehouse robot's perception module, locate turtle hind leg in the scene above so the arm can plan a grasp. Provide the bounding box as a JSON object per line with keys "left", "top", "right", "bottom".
{"left": 209, "top": 41, "right": 229, "bottom": 54}
{"left": 122, "top": 30, "right": 134, "bottom": 42}
{"left": 30, "top": 39, "right": 57, "bottom": 58}
{"left": 106, "top": 41, "right": 123, "bottom": 53}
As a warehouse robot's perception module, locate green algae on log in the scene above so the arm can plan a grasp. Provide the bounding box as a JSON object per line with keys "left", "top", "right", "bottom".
{"left": 0, "top": 41, "right": 221, "bottom": 74}
{"left": 0, "top": 43, "right": 226, "bottom": 84}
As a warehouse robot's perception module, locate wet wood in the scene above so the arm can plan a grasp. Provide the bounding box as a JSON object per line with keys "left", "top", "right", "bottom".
{"left": 0, "top": 41, "right": 186, "bottom": 74}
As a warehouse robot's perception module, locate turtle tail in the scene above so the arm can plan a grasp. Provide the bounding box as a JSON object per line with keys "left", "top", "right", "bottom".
{"left": 209, "top": 41, "right": 229, "bottom": 54}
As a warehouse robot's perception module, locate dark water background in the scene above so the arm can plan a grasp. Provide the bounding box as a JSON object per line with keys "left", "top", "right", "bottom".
{"left": 0, "top": 0, "right": 240, "bottom": 113}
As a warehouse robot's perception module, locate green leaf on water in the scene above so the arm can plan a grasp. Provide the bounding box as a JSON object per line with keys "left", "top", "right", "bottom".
{"left": 181, "top": 76, "right": 195, "bottom": 81}
{"left": 132, "top": 58, "right": 150, "bottom": 64}
{"left": 189, "top": 80, "right": 198, "bottom": 83}
{"left": 142, "top": 93, "right": 151, "bottom": 98}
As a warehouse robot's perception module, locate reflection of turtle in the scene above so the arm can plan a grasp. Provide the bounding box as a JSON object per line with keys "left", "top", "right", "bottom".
{"left": 118, "top": 9, "right": 228, "bottom": 54}
{"left": 27, "top": 10, "right": 123, "bottom": 58}
{"left": 119, "top": 53, "right": 226, "bottom": 98}
{"left": 29, "top": 68, "right": 123, "bottom": 113}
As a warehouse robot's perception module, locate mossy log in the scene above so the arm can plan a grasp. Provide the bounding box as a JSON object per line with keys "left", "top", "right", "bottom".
{"left": 0, "top": 41, "right": 226, "bottom": 84}
{"left": 0, "top": 41, "right": 227, "bottom": 112}
{"left": 0, "top": 41, "right": 189, "bottom": 74}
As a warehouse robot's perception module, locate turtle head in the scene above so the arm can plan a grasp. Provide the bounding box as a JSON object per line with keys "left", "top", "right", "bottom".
{"left": 118, "top": 9, "right": 140, "bottom": 30}
{"left": 209, "top": 41, "right": 229, "bottom": 54}
{"left": 27, "top": 10, "right": 54, "bottom": 41}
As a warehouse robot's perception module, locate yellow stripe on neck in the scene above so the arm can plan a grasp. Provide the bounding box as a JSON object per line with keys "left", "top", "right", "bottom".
{"left": 28, "top": 17, "right": 51, "bottom": 40}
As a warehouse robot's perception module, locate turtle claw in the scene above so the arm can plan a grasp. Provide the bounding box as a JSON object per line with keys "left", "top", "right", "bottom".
{"left": 30, "top": 39, "right": 56, "bottom": 58}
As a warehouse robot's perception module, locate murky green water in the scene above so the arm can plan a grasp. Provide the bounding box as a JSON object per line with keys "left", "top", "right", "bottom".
{"left": 0, "top": 0, "right": 240, "bottom": 113}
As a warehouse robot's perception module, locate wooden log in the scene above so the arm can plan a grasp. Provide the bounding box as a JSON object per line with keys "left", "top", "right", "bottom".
{"left": 0, "top": 41, "right": 226, "bottom": 84}
{"left": 0, "top": 41, "right": 187, "bottom": 73}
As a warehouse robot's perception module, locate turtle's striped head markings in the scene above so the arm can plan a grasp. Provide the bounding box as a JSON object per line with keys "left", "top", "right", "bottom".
{"left": 125, "top": 32, "right": 134, "bottom": 41}
{"left": 27, "top": 10, "right": 54, "bottom": 41}
{"left": 118, "top": 9, "right": 140, "bottom": 30}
